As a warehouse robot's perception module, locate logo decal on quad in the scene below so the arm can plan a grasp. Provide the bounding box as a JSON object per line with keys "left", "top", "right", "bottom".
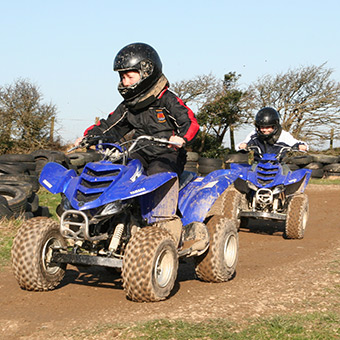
{"left": 156, "top": 110, "right": 166, "bottom": 123}
{"left": 130, "top": 187, "right": 146, "bottom": 194}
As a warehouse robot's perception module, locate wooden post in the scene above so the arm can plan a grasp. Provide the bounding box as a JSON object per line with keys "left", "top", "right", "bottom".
{"left": 229, "top": 125, "right": 235, "bottom": 152}
{"left": 330, "top": 128, "right": 334, "bottom": 150}
{"left": 50, "top": 117, "right": 55, "bottom": 142}
{"left": 95, "top": 117, "right": 99, "bottom": 124}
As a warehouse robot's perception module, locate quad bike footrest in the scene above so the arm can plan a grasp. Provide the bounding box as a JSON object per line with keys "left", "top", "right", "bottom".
{"left": 239, "top": 211, "right": 286, "bottom": 221}
{"left": 52, "top": 252, "right": 123, "bottom": 268}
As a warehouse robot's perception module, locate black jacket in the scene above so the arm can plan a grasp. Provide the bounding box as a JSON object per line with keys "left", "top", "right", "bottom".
{"left": 84, "top": 88, "right": 199, "bottom": 158}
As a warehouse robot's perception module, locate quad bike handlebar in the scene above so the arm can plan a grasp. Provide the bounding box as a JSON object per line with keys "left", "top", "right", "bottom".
{"left": 68, "top": 135, "right": 181, "bottom": 165}
{"left": 243, "top": 144, "right": 305, "bottom": 160}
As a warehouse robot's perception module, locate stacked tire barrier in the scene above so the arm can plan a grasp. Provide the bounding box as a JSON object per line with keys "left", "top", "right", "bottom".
{"left": 224, "top": 153, "right": 249, "bottom": 169}
{"left": 184, "top": 152, "right": 199, "bottom": 173}
{"left": 286, "top": 154, "right": 340, "bottom": 178}
{"left": 67, "top": 151, "right": 101, "bottom": 174}
{"left": 0, "top": 149, "right": 101, "bottom": 220}
{"left": 198, "top": 157, "right": 223, "bottom": 176}
{"left": 0, "top": 153, "right": 45, "bottom": 219}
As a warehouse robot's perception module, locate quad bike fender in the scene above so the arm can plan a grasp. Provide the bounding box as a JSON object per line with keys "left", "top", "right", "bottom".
{"left": 124, "top": 171, "right": 178, "bottom": 200}
{"left": 179, "top": 169, "right": 240, "bottom": 225}
{"left": 39, "top": 162, "right": 77, "bottom": 194}
{"left": 139, "top": 176, "right": 179, "bottom": 224}
{"left": 229, "top": 163, "right": 251, "bottom": 180}
{"left": 284, "top": 168, "right": 312, "bottom": 193}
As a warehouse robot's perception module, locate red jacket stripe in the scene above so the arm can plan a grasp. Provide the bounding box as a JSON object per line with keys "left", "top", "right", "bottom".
{"left": 176, "top": 97, "right": 199, "bottom": 142}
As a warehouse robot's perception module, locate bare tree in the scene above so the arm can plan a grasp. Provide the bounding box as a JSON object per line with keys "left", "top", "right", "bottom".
{"left": 0, "top": 79, "right": 58, "bottom": 152}
{"left": 197, "top": 72, "right": 246, "bottom": 153}
{"left": 172, "top": 72, "right": 249, "bottom": 156}
{"left": 171, "top": 73, "right": 222, "bottom": 110}
{"left": 245, "top": 64, "right": 340, "bottom": 146}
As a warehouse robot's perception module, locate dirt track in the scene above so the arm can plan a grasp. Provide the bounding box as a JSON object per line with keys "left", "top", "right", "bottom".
{"left": 1, "top": 185, "right": 339, "bottom": 339}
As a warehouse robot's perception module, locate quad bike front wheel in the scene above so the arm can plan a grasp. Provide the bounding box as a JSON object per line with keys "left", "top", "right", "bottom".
{"left": 285, "top": 193, "right": 309, "bottom": 239}
{"left": 195, "top": 215, "right": 238, "bottom": 282}
{"left": 11, "top": 217, "right": 67, "bottom": 291}
{"left": 122, "top": 226, "right": 178, "bottom": 302}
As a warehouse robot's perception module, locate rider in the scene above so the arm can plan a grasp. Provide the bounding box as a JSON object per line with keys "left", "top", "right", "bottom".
{"left": 237, "top": 107, "right": 308, "bottom": 161}
{"left": 75, "top": 42, "right": 199, "bottom": 177}
{"left": 74, "top": 42, "right": 199, "bottom": 234}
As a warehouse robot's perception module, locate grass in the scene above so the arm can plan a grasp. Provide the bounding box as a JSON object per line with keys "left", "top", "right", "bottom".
{"left": 52, "top": 312, "right": 340, "bottom": 339}
{"left": 0, "top": 217, "right": 23, "bottom": 268}
{"left": 38, "top": 187, "right": 61, "bottom": 220}
{"left": 310, "top": 178, "right": 340, "bottom": 185}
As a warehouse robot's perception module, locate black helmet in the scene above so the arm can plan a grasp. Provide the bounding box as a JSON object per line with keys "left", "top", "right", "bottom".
{"left": 113, "top": 42, "right": 163, "bottom": 100}
{"left": 255, "top": 107, "right": 281, "bottom": 141}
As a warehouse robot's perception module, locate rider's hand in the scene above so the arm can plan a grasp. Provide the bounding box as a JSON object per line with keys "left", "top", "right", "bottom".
{"left": 238, "top": 143, "right": 248, "bottom": 150}
{"left": 74, "top": 136, "right": 84, "bottom": 147}
{"left": 298, "top": 144, "right": 308, "bottom": 151}
{"left": 168, "top": 136, "right": 186, "bottom": 150}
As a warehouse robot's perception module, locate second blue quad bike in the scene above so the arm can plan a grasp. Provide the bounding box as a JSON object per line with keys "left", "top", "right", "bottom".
{"left": 11, "top": 136, "right": 241, "bottom": 302}
{"left": 229, "top": 145, "right": 312, "bottom": 239}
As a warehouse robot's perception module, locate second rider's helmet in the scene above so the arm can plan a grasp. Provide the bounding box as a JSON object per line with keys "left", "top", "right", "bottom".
{"left": 113, "top": 42, "right": 163, "bottom": 101}
{"left": 255, "top": 107, "right": 281, "bottom": 141}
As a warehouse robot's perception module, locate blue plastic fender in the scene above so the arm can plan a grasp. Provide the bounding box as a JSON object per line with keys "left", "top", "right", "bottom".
{"left": 284, "top": 168, "right": 312, "bottom": 191}
{"left": 39, "top": 162, "right": 77, "bottom": 194}
{"left": 179, "top": 169, "right": 240, "bottom": 225}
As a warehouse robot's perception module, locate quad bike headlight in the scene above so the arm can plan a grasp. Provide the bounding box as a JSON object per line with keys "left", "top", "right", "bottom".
{"left": 100, "top": 200, "right": 123, "bottom": 216}
{"left": 272, "top": 185, "right": 285, "bottom": 195}
{"left": 246, "top": 180, "right": 258, "bottom": 192}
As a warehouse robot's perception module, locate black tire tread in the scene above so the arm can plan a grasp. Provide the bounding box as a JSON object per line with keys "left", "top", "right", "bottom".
{"left": 122, "top": 226, "right": 178, "bottom": 302}
{"left": 285, "top": 194, "right": 309, "bottom": 239}
{"left": 195, "top": 216, "right": 238, "bottom": 282}
{"left": 11, "top": 217, "right": 66, "bottom": 291}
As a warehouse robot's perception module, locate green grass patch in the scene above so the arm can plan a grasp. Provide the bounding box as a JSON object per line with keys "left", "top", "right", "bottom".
{"left": 37, "top": 187, "right": 61, "bottom": 220}
{"left": 0, "top": 232, "right": 14, "bottom": 266}
{"left": 0, "top": 217, "right": 23, "bottom": 268}
{"left": 58, "top": 312, "right": 340, "bottom": 340}
{"left": 310, "top": 178, "right": 340, "bottom": 185}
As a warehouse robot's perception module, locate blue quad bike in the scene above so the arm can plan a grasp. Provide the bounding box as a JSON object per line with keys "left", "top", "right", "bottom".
{"left": 11, "top": 136, "right": 241, "bottom": 302}
{"left": 228, "top": 145, "right": 312, "bottom": 239}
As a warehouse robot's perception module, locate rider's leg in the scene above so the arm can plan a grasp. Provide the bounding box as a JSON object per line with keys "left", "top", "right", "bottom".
{"left": 146, "top": 150, "right": 186, "bottom": 176}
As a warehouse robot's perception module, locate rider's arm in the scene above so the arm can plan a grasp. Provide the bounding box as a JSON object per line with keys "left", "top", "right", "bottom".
{"left": 236, "top": 130, "right": 257, "bottom": 151}
{"left": 76, "top": 104, "right": 131, "bottom": 146}
{"left": 279, "top": 130, "right": 309, "bottom": 151}
{"left": 162, "top": 91, "right": 199, "bottom": 147}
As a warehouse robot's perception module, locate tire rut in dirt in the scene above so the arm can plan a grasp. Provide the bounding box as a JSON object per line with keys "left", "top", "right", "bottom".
{"left": 122, "top": 226, "right": 178, "bottom": 302}
{"left": 11, "top": 217, "right": 67, "bottom": 291}
{"left": 195, "top": 215, "right": 238, "bottom": 283}
{"left": 285, "top": 194, "right": 309, "bottom": 239}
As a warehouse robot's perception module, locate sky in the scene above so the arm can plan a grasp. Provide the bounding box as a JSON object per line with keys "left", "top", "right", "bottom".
{"left": 1, "top": 0, "right": 340, "bottom": 147}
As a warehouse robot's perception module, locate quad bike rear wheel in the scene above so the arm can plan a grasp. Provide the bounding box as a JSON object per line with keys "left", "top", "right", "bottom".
{"left": 11, "top": 217, "right": 67, "bottom": 291}
{"left": 285, "top": 193, "right": 309, "bottom": 239}
{"left": 122, "top": 226, "right": 178, "bottom": 302}
{"left": 222, "top": 188, "right": 248, "bottom": 230}
{"left": 208, "top": 187, "right": 247, "bottom": 229}
{"left": 195, "top": 215, "right": 238, "bottom": 282}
